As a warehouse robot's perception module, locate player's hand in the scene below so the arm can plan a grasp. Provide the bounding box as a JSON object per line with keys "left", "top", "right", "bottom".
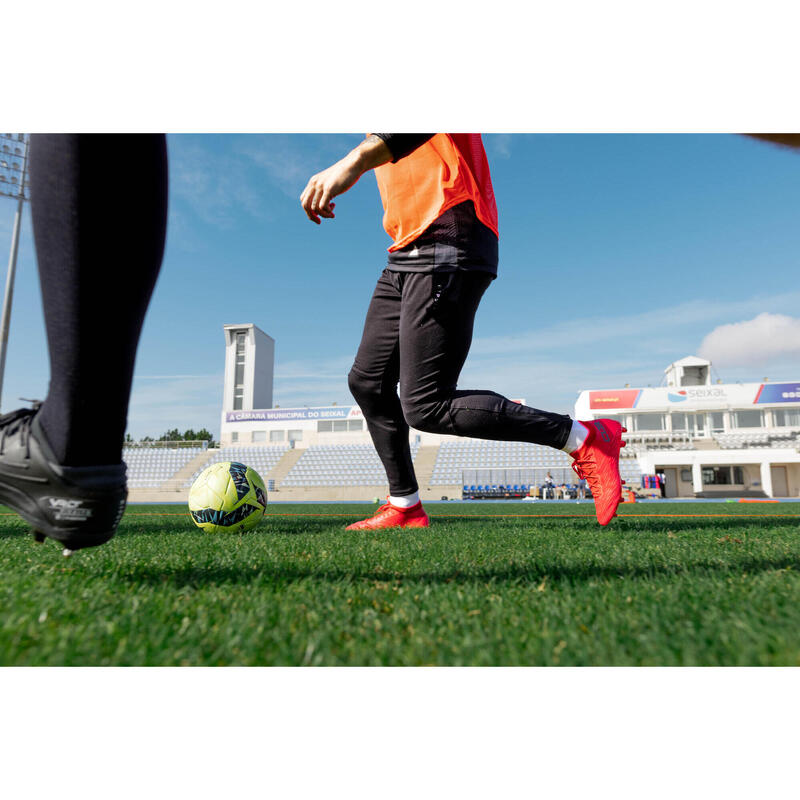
{"left": 300, "top": 155, "right": 363, "bottom": 224}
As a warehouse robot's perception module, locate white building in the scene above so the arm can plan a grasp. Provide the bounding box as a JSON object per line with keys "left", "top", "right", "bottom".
{"left": 574, "top": 356, "right": 800, "bottom": 498}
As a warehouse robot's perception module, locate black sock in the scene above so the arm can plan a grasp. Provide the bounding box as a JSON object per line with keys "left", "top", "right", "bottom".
{"left": 28, "top": 134, "right": 168, "bottom": 466}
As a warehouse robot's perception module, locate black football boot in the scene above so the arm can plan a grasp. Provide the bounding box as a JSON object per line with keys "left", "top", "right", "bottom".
{"left": 0, "top": 407, "right": 127, "bottom": 554}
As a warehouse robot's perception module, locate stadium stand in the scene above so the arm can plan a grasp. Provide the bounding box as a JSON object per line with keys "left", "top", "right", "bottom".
{"left": 184, "top": 444, "right": 290, "bottom": 487}
{"left": 124, "top": 446, "right": 205, "bottom": 488}
{"left": 430, "top": 440, "right": 573, "bottom": 486}
{"left": 713, "top": 432, "right": 800, "bottom": 449}
{"left": 281, "top": 443, "right": 421, "bottom": 487}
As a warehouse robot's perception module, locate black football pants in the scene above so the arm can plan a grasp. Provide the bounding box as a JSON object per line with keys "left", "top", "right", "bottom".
{"left": 29, "top": 134, "right": 168, "bottom": 466}
{"left": 347, "top": 269, "right": 573, "bottom": 496}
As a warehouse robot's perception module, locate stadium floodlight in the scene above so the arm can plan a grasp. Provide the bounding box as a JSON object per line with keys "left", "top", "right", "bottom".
{"left": 0, "top": 133, "right": 30, "bottom": 412}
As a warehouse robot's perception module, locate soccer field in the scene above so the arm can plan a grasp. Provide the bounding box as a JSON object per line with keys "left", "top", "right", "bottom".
{"left": 1, "top": 502, "right": 799, "bottom": 666}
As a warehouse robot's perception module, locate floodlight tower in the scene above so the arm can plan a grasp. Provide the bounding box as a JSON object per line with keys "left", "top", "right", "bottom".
{"left": 0, "top": 134, "right": 30, "bottom": 411}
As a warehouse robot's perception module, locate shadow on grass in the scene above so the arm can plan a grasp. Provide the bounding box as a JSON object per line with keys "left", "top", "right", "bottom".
{"left": 116, "top": 553, "right": 800, "bottom": 591}
{"left": 0, "top": 512, "right": 794, "bottom": 541}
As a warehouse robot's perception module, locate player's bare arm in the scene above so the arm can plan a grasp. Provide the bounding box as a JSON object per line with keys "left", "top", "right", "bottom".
{"left": 300, "top": 135, "right": 392, "bottom": 224}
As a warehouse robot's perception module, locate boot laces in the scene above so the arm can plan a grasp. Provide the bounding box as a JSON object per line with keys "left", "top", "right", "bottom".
{"left": 0, "top": 407, "right": 36, "bottom": 458}
{"left": 571, "top": 455, "right": 601, "bottom": 498}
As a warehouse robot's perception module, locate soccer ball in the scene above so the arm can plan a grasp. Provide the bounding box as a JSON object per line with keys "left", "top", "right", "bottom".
{"left": 188, "top": 461, "right": 267, "bottom": 533}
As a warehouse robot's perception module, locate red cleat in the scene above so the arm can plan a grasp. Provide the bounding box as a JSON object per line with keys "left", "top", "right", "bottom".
{"left": 570, "top": 419, "right": 627, "bottom": 526}
{"left": 345, "top": 500, "right": 430, "bottom": 530}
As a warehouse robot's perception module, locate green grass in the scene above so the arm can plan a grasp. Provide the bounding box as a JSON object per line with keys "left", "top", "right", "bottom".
{"left": 1, "top": 502, "right": 799, "bottom": 665}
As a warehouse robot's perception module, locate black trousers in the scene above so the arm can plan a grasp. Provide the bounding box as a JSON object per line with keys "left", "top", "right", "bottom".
{"left": 29, "top": 134, "right": 168, "bottom": 466}
{"left": 348, "top": 269, "right": 573, "bottom": 496}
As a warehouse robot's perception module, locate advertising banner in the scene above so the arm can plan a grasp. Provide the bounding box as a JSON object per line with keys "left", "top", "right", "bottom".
{"left": 589, "top": 389, "right": 642, "bottom": 410}
{"left": 585, "top": 383, "right": 795, "bottom": 411}
{"left": 226, "top": 406, "right": 359, "bottom": 423}
{"left": 753, "top": 382, "right": 800, "bottom": 404}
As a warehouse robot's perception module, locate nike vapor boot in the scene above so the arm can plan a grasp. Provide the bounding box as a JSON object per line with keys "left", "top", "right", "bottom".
{"left": 0, "top": 407, "right": 127, "bottom": 551}
{"left": 345, "top": 499, "right": 430, "bottom": 530}
{"left": 570, "top": 418, "right": 627, "bottom": 526}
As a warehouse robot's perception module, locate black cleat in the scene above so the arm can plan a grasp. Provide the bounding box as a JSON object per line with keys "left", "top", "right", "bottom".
{"left": 0, "top": 408, "right": 127, "bottom": 551}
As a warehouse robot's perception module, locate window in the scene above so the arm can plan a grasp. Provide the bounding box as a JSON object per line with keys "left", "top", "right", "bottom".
{"left": 270, "top": 430, "right": 285, "bottom": 442}
{"left": 252, "top": 431, "right": 266, "bottom": 442}
{"left": 333, "top": 420, "right": 348, "bottom": 432}
{"left": 702, "top": 466, "right": 745, "bottom": 485}
{"left": 710, "top": 412, "right": 724, "bottom": 433}
{"left": 633, "top": 413, "right": 665, "bottom": 431}
{"left": 317, "top": 421, "right": 333, "bottom": 432}
{"left": 288, "top": 429, "right": 303, "bottom": 442}
{"left": 231, "top": 432, "right": 238, "bottom": 442}
{"left": 774, "top": 409, "right": 800, "bottom": 427}
{"left": 671, "top": 413, "right": 687, "bottom": 431}
{"left": 348, "top": 419, "right": 363, "bottom": 431}
{"left": 680, "top": 469, "right": 692, "bottom": 482}
{"left": 733, "top": 410, "right": 763, "bottom": 428}
{"left": 233, "top": 331, "right": 246, "bottom": 410}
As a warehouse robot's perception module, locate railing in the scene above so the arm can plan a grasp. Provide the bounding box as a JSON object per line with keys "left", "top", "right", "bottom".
{"left": 123, "top": 440, "right": 210, "bottom": 449}
{"left": 127, "top": 480, "right": 188, "bottom": 492}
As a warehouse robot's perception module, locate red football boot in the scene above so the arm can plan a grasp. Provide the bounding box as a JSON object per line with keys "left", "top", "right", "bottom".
{"left": 570, "top": 419, "right": 627, "bottom": 526}
{"left": 345, "top": 500, "right": 430, "bottom": 530}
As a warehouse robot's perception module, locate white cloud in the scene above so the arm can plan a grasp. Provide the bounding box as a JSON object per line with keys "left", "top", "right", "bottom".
{"left": 471, "top": 291, "right": 800, "bottom": 357}
{"left": 486, "top": 134, "right": 513, "bottom": 159}
{"left": 235, "top": 134, "right": 360, "bottom": 199}
{"left": 169, "top": 142, "right": 265, "bottom": 229}
{"left": 698, "top": 312, "right": 800, "bottom": 368}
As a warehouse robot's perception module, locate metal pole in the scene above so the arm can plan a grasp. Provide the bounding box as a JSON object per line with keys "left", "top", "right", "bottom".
{"left": 0, "top": 135, "right": 29, "bottom": 412}
{"left": 0, "top": 192, "right": 24, "bottom": 411}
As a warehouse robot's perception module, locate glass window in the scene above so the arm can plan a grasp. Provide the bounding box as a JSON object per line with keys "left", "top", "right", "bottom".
{"left": 252, "top": 431, "right": 266, "bottom": 442}
{"left": 288, "top": 429, "right": 303, "bottom": 442}
{"left": 317, "top": 421, "right": 333, "bottom": 432}
{"left": 671, "top": 413, "right": 687, "bottom": 431}
{"left": 774, "top": 409, "right": 800, "bottom": 427}
{"left": 231, "top": 432, "right": 238, "bottom": 442}
{"left": 348, "top": 419, "right": 363, "bottom": 431}
{"left": 702, "top": 466, "right": 733, "bottom": 485}
{"left": 633, "top": 413, "right": 665, "bottom": 431}
{"left": 680, "top": 469, "right": 692, "bottom": 482}
{"left": 733, "top": 410, "right": 763, "bottom": 428}
{"left": 710, "top": 412, "right": 724, "bottom": 433}
{"left": 270, "top": 430, "right": 285, "bottom": 441}
{"left": 233, "top": 331, "right": 246, "bottom": 402}
{"left": 333, "top": 420, "right": 348, "bottom": 432}
{"left": 733, "top": 466, "right": 744, "bottom": 484}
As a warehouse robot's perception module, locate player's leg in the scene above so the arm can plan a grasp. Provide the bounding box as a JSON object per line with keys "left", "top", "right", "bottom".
{"left": 0, "top": 134, "right": 168, "bottom": 551}
{"left": 345, "top": 270, "right": 428, "bottom": 530}
{"left": 397, "top": 270, "right": 625, "bottom": 525}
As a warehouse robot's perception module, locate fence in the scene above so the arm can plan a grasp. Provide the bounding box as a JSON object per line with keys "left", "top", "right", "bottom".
{"left": 461, "top": 467, "right": 575, "bottom": 489}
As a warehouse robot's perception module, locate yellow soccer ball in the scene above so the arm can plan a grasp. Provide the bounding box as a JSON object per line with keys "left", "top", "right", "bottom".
{"left": 188, "top": 461, "right": 267, "bottom": 533}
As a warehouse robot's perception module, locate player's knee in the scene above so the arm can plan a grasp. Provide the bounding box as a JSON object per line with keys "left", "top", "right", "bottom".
{"left": 401, "top": 400, "right": 444, "bottom": 433}
{"left": 347, "top": 368, "right": 378, "bottom": 405}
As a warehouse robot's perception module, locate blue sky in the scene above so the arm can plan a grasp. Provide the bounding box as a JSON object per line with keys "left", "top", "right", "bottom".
{"left": 1, "top": 133, "right": 799, "bottom": 439}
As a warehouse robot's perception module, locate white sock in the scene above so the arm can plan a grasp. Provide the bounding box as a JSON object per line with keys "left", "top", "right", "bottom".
{"left": 562, "top": 420, "right": 590, "bottom": 455}
{"left": 389, "top": 491, "right": 420, "bottom": 509}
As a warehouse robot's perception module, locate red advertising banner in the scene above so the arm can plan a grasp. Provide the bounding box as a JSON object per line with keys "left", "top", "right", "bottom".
{"left": 588, "top": 389, "right": 641, "bottom": 410}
